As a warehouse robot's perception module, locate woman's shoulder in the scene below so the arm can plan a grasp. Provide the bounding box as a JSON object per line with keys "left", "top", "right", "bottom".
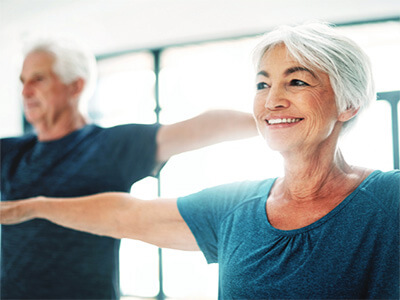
{"left": 177, "top": 179, "right": 276, "bottom": 229}
{"left": 178, "top": 178, "right": 276, "bottom": 213}
{"left": 204, "top": 178, "right": 275, "bottom": 200}
{"left": 351, "top": 167, "right": 399, "bottom": 187}
{"left": 359, "top": 169, "right": 399, "bottom": 212}
{"left": 366, "top": 169, "right": 400, "bottom": 185}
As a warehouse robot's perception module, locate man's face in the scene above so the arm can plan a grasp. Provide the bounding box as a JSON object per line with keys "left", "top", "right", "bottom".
{"left": 20, "top": 51, "right": 76, "bottom": 126}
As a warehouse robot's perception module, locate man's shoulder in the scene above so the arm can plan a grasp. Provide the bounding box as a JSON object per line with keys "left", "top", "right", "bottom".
{"left": 105, "top": 123, "right": 161, "bottom": 134}
{"left": 98, "top": 123, "right": 161, "bottom": 144}
{"left": 1, "top": 134, "right": 36, "bottom": 142}
{"left": 1, "top": 134, "right": 36, "bottom": 154}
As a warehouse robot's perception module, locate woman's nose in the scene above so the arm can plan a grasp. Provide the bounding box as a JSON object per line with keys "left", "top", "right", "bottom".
{"left": 264, "top": 86, "right": 290, "bottom": 110}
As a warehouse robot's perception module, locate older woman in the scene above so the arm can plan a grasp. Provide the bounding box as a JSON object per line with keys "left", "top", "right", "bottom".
{"left": 1, "top": 22, "right": 399, "bottom": 299}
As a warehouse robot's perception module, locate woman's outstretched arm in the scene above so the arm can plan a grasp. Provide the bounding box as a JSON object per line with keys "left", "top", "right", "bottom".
{"left": 0, "top": 193, "right": 198, "bottom": 251}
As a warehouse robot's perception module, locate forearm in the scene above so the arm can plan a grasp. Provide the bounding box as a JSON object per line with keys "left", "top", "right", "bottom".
{"left": 157, "top": 109, "right": 258, "bottom": 161}
{"left": 195, "top": 110, "right": 258, "bottom": 142}
{"left": 1, "top": 194, "right": 198, "bottom": 250}
{"left": 1, "top": 193, "right": 133, "bottom": 239}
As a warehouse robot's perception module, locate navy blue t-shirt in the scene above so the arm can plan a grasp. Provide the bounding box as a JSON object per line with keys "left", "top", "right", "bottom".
{"left": 1, "top": 123, "right": 160, "bottom": 299}
{"left": 178, "top": 170, "right": 400, "bottom": 299}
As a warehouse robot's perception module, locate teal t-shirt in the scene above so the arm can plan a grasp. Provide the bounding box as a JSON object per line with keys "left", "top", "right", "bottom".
{"left": 178, "top": 170, "right": 399, "bottom": 299}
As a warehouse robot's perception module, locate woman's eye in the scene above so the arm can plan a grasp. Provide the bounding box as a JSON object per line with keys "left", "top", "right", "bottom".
{"left": 256, "top": 82, "right": 269, "bottom": 90}
{"left": 290, "top": 79, "right": 309, "bottom": 87}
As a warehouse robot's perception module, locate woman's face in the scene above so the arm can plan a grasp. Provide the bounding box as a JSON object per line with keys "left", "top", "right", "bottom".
{"left": 253, "top": 44, "right": 342, "bottom": 155}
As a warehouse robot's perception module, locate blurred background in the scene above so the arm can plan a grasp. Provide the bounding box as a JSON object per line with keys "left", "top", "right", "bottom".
{"left": 1, "top": 0, "right": 399, "bottom": 299}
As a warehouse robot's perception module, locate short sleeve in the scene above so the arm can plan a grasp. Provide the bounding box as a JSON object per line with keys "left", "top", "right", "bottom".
{"left": 104, "top": 124, "right": 162, "bottom": 184}
{"left": 178, "top": 187, "right": 222, "bottom": 263}
{"left": 177, "top": 180, "right": 272, "bottom": 263}
{"left": 371, "top": 170, "right": 400, "bottom": 218}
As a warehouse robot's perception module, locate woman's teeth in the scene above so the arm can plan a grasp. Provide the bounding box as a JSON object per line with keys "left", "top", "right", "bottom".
{"left": 267, "top": 118, "right": 302, "bottom": 125}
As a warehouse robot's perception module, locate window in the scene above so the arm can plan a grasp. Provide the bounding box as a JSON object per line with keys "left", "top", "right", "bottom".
{"left": 93, "top": 52, "right": 161, "bottom": 298}
{"left": 337, "top": 22, "right": 400, "bottom": 170}
{"left": 91, "top": 52, "right": 156, "bottom": 127}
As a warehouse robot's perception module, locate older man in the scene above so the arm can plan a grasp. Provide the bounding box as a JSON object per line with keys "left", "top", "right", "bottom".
{"left": 0, "top": 39, "right": 257, "bottom": 299}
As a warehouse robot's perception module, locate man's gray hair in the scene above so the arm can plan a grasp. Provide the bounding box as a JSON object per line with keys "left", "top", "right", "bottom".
{"left": 23, "top": 37, "right": 97, "bottom": 113}
{"left": 253, "top": 22, "right": 375, "bottom": 131}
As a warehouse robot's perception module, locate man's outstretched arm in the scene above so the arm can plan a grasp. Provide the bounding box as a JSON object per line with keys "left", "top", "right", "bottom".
{"left": 156, "top": 110, "right": 257, "bottom": 162}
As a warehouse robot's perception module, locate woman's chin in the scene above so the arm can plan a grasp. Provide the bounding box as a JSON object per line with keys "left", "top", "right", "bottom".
{"left": 265, "top": 140, "right": 289, "bottom": 152}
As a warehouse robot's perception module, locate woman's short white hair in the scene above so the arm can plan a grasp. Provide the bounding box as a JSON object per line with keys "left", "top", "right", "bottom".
{"left": 23, "top": 37, "right": 97, "bottom": 115}
{"left": 253, "top": 22, "right": 375, "bottom": 131}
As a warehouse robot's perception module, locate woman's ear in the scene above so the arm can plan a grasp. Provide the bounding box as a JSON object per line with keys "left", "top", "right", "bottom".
{"left": 338, "top": 106, "right": 359, "bottom": 122}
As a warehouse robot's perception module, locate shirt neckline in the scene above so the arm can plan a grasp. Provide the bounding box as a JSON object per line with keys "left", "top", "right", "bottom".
{"left": 262, "top": 170, "right": 381, "bottom": 236}
{"left": 35, "top": 124, "right": 96, "bottom": 146}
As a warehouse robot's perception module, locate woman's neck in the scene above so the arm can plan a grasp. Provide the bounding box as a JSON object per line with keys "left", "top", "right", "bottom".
{"left": 277, "top": 147, "right": 364, "bottom": 204}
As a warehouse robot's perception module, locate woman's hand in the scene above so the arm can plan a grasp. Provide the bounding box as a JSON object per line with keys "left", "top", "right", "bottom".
{"left": 1, "top": 194, "right": 199, "bottom": 251}
{"left": 0, "top": 198, "right": 40, "bottom": 225}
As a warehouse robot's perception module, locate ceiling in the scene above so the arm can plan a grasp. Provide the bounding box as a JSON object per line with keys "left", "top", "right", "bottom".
{"left": 1, "top": 0, "right": 399, "bottom": 56}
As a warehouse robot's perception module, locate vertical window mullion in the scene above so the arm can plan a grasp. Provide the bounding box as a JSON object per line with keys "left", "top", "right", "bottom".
{"left": 377, "top": 91, "right": 400, "bottom": 169}
{"left": 153, "top": 48, "right": 166, "bottom": 300}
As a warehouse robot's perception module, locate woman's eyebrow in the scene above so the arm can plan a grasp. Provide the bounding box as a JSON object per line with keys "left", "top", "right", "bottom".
{"left": 257, "top": 67, "right": 316, "bottom": 78}
{"left": 285, "top": 66, "right": 316, "bottom": 78}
